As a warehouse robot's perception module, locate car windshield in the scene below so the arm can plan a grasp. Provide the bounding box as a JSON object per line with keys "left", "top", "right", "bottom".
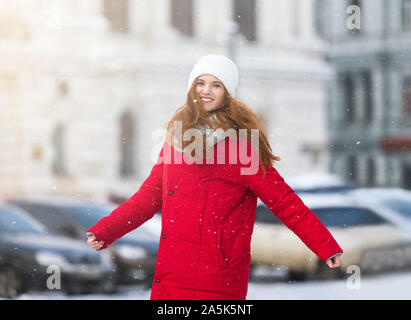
{"left": 255, "top": 205, "right": 282, "bottom": 224}
{"left": 255, "top": 205, "right": 388, "bottom": 227}
{"left": 0, "top": 207, "right": 46, "bottom": 234}
{"left": 382, "top": 199, "right": 411, "bottom": 221}
{"left": 61, "top": 204, "right": 155, "bottom": 239}
{"left": 59, "top": 205, "right": 111, "bottom": 229}
{"left": 294, "top": 185, "right": 358, "bottom": 194}
{"left": 312, "top": 207, "right": 388, "bottom": 227}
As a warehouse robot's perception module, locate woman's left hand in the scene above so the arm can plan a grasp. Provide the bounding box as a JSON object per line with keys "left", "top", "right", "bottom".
{"left": 326, "top": 255, "right": 341, "bottom": 268}
{"left": 87, "top": 234, "right": 105, "bottom": 251}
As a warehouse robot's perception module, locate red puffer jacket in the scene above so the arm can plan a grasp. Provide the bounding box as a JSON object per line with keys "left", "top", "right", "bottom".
{"left": 88, "top": 137, "right": 343, "bottom": 300}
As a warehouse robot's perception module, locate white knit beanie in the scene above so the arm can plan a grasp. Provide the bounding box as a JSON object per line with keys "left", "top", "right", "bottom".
{"left": 187, "top": 55, "right": 239, "bottom": 98}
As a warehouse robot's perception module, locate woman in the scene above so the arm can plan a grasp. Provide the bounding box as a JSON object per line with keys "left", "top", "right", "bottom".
{"left": 87, "top": 55, "right": 343, "bottom": 300}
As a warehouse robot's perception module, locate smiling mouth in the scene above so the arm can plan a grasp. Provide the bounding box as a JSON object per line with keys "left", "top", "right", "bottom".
{"left": 200, "top": 97, "right": 214, "bottom": 102}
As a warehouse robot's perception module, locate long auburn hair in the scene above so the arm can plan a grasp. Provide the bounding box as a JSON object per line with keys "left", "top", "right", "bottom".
{"left": 165, "top": 77, "right": 281, "bottom": 178}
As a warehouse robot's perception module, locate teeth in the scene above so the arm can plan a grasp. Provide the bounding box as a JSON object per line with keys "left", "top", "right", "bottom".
{"left": 201, "top": 98, "right": 213, "bottom": 102}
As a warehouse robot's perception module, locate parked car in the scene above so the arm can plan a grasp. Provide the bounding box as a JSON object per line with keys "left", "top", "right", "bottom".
{"left": 250, "top": 193, "right": 411, "bottom": 281}
{"left": 287, "top": 173, "right": 359, "bottom": 194}
{"left": 0, "top": 203, "right": 116, "bottom": 298}
{"left": 8, "top": 196, "right": 159, "bottom": 285}
{"left": 349, "top": 188, "right": 411, "bottom": 233}
{"left": 108, "top": 192, "right": 162, "bottom": 238}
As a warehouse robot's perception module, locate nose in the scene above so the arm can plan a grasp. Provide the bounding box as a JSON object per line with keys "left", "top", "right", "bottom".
{"left": 201, "top": 83, "right": 212, "bottom": 95}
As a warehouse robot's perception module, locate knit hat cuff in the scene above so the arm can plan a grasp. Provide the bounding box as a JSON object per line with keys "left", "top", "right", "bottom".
{"left": 188, "top": 55, "right": 239, "bottom": 98}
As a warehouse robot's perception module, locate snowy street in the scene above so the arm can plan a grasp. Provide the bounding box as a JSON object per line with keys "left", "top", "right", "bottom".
{"left": 3, "top": 0, "right": 411, "bottom": 305}
{"left": 13, "top": 270, "right": 411, "bottom": 300}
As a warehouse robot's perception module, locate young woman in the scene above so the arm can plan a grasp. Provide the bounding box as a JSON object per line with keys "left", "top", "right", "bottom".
{"left": 87, "top": 55, "right": 343, "bottom": 300}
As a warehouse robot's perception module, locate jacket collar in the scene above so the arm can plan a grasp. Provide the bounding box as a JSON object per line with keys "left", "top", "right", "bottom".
{"left": 196, "top": 113, "right": 229, "bottom": 148}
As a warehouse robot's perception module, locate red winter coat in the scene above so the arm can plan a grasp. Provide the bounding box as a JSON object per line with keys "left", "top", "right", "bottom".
{"left": 88, "top": 137, "right": 343, "bottom": 300}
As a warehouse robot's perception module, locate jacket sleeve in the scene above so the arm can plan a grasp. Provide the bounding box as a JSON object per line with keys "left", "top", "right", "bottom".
{"left": 87, "top": 143, "right": 164, "bottom": 249}
{"left": 242, "top": 164, "right": 343, "bottom": 262}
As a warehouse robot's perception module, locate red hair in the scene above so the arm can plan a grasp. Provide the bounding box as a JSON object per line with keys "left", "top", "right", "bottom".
{"left": 165, "top": 77, "right": 281, "bottom": 177}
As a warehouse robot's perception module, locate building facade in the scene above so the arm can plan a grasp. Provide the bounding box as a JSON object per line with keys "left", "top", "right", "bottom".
{"left": 0, "top": 0, "right": 331, "bottom": 199}
{"left": 318, "top": 0, "right": 411, "bottom": 189}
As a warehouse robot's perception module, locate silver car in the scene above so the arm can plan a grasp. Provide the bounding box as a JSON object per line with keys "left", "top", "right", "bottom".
{"left": 250, "top": 193, "right": 411, "bottom": 281}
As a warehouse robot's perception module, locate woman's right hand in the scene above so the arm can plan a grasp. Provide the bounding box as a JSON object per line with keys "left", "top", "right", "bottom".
{"left": 87, "top": 234, "right": 105, "bottom": 251}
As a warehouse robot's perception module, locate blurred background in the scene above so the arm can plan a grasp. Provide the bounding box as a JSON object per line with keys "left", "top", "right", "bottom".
{"left": 0, "top": 0, "right": 411, "bottom": 299}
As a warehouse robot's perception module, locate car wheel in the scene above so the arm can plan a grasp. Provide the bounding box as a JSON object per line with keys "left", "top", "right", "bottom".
{"left": 0, "top": 266, "right": 22, "bottom": 299}
{"left": 248, "top": 264, "right": 256, "bottom": 282}
{"left": 101, "top": 279, "right": 118, "bottom": 294}
{"left": 287, "top": 270, "right": 307, "bottom": 282}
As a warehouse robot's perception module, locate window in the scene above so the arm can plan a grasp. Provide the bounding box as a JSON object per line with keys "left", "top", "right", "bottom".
{"left": 119, "top": 111, "right": 136, "bottom": 177}
{"left": 403, "top": 0, "right": 411, "bottom": 31}
{"left": 402, "top": 77, "right": 411, "bottom": 122}
{"left": 255, "top": 205, "right": 281, "bottom": 224}
{"left": 255, "top": 204, "right": 389, "bottom": 228}
{"left": 401, "top": 162, "right": 411, "bottom": 190}
{"left": 362, "top": 71, "right": 373, "bottom": 125}
{"left": 340, "top": 72, "right": 355, "bottom": 124}
{"left": 59, "top": 204, "right": 111, "bottom": 229}
{"left": 103, "top": 0, "right": 129, "bottom": 33}
{"left": 347, "top": 154, "right": 358, "bottom": 182}
{"left": 312, "top": 207, "right": 389, "bottom": 227}
{"left": 366, "top": 157, "right": 376, "bottom": 187}
{"left": 58, "top": 80, "right": 69, "bottom": 97}
{"left": 314, "top": 0, "right": 326, "bottom": 38}
{"left": 52, "top": 125, "right": 67, "bottom": 176}
{"left": 233, "top": 0, "right": 257, "bottom": 42}
{"left": 0, "top": 207, "right": 46, "bottom": 234}
{"left": 383, "top": 199, "right": 411, "bottom": 220}
{"left": 170, "top": 0, "right": 193, "bottom": 37}
{"left": 9, "top": 202, "right": 78, "bottom": 237}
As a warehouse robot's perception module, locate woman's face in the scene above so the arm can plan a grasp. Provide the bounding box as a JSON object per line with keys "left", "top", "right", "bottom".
{"left": 195, "top": 74, "right": 226, "bottom": 112}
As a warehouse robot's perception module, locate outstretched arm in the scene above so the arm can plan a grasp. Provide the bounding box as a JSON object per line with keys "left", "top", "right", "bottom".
{"left": 243, "top": 164, "right": 343, "bottom": 264}
{"left": 87, "top": 143, "right": 165, "bottom": 250}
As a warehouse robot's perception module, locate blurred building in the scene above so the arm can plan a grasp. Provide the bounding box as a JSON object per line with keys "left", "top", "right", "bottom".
{"left": 317, "top": 0, "right": 411, "bottom": 189}
{"left": 0, "top": 0, "right": 331, "bottom": 199}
